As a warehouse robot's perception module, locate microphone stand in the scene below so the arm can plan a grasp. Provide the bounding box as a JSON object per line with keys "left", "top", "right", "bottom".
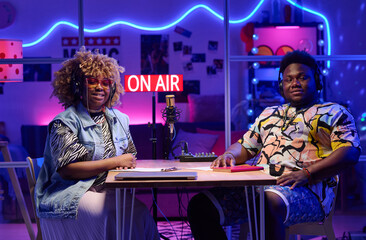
{"left": 149, "top": 92, "right": 158, "bottom": 223}
{"left": 150, "top": 93, "right": 169, "bottom": 240}
{"left": 151, "top": 92, "right": 157, "bottom": 160}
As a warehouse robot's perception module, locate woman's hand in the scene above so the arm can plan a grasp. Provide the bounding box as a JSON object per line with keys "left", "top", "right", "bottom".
{"left": 210, "top": 152, "right": 236, "bottom": 168}
{"left": 115, "top": 153, "right": 136, "bottom": 170}
{"left": 277, "top": 170, "right": 309, "bottom": 189}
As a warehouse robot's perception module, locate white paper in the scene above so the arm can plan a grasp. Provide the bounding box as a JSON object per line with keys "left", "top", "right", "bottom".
{"left": 110, "top": 166, "right": 213, "bottom": 172}
{"left": 110, "top": 167, "right": 164, "bottom": 172}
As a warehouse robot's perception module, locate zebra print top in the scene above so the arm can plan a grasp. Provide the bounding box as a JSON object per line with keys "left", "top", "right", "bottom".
{"left": 49, "top": 111, "right": 136, "bottom": 186}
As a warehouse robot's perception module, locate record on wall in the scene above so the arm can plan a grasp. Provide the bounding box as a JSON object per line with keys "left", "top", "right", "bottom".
{"left": 275, "top": 45, "right": 294, "bottom": 56}
{"left": 255, "top": 45, "right": 274, "bottom": 66}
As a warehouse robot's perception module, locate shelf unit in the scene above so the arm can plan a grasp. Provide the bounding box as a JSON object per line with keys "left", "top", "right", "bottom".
{"left": 246, "top": 22, "right": 325, "bottom": 123}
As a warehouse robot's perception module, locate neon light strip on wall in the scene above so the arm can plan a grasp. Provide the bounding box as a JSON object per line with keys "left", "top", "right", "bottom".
{"left": 286, "top": 0, "right": 331, "bottom": 68}
{"left": 22, "top": 2, "right": 264, "bottom": 48}
{"left": 22, "top": 0, "right": 331, "bottom": 66}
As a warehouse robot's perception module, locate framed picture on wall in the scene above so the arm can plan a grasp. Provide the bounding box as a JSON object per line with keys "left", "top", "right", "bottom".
{"left": 141, "top": 34, "right": 169, "bottom": 74}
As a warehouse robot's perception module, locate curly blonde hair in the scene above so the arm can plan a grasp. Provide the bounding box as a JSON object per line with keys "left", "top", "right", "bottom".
{"left": 52, "top": 47, "right": 125, "bottom": 108}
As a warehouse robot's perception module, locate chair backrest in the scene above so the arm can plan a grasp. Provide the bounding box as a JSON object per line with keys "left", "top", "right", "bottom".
{"left": 326, "top": 183, "right": 338, "bottom": 222}
{"left": 26, "top": 157, "right": 42, "bottom": 240}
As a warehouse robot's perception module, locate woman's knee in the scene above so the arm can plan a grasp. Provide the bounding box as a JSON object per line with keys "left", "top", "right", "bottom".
{"left": 130, "top": 199, "right": 152, "bottom": 221}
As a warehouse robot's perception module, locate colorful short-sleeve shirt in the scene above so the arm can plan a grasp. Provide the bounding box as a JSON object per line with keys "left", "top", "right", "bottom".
{"left": 239, "top": 102, "right": 360, "bottom": 214}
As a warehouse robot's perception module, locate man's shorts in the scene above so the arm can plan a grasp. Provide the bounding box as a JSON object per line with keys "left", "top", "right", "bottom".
{"left": 203, "top": 185, "right": 325, "bottom": 227}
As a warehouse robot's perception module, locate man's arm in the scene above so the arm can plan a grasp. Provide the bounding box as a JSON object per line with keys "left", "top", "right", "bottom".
{"left": 277, "top": 146, "right": 360, "bottom": 189}
{"left": 306, "top": 146, "right": 360, "bottom": 181}
{"left": 210, "top": 142, "right": 255, "bottom": 168}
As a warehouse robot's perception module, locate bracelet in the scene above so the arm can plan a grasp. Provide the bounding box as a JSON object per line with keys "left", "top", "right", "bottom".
{"left": 223, "top": 152, "right": 235, "bottom": 158}
{"left": 302, "top": 168, "right": 311, "bottom": 180}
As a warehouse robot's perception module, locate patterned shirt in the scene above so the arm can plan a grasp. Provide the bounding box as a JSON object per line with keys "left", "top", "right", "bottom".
{"left": 49, "top": 111, "right": 137, "bottom": 186}
{"left": 239, "top": 102, "right": 360, "bottom": 214}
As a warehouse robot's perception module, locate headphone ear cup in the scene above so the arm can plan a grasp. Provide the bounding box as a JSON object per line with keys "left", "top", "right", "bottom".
{"left": 278, "top": 80, "right": 284, "bottom": 97}
{"left": 314, "top": 64, "right": 323, "bottom": 91}
{"left": 315, "top": 73, "right": 323, "bottom": 91}
{"left": 71, "top": 76, "right": 81, "bottom": 98}
{"left": 278, "top": 71, "right": 284, "bottom": 97}
{"left": 71, "top": 66, "right": 83, "bottom": 99}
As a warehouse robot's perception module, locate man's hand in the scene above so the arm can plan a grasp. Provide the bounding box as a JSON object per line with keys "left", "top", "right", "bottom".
{"left": 277, "top": 170, "right": 309, "bottom": 189}
{"left": 210, "top": 152, "right": 236, "bottom": 168}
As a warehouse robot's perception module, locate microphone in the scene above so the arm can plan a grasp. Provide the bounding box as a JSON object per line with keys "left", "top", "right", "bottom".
{"left": 162, "top": 95, "right": 181, "bottom": 140}
{"left": 166, "top": 95, "right": 176, "bottom": 140}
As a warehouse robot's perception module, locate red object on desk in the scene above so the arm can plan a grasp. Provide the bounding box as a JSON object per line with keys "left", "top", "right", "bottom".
{"left": 213, "top": 165, "right": 264, "bottom": 172}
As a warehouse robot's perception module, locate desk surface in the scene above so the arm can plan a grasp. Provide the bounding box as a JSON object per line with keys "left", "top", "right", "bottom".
{"left": 106, "top": 160, "right": 277, "bottom": 188}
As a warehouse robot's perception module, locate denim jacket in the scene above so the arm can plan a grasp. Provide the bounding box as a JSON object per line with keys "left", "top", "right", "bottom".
{"left": 35, "top": 103, "right": 131, "bottom": 219}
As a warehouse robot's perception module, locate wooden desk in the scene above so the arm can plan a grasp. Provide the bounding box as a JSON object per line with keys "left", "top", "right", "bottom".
{"left": 106, "top": 160, "right": 277, "bottom": 240}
